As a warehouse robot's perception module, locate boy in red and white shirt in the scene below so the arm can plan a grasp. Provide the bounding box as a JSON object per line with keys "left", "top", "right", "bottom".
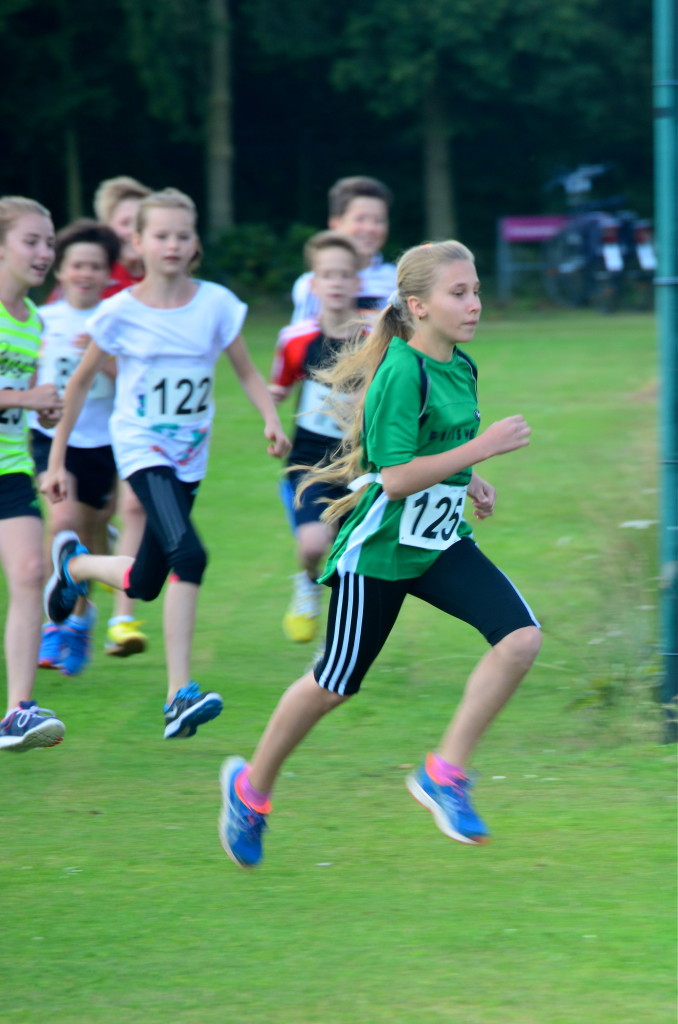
{"left": 272, "top": 230, "right": 361, "bottom": 642}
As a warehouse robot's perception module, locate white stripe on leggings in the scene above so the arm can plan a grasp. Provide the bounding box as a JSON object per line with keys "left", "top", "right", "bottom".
{"left": 318, "top": 573, "right": 365, "bottom": 695}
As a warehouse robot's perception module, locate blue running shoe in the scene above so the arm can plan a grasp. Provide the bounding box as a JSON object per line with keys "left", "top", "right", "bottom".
{"left": 0, "top": 701, "right": 65, "bottom": 752}
{"left": 61, "top": 602, "right": 97, "bottom": 677}
{"left": 406, "top": 761, "right": 490, "bottom": 845}
{"left": 219, "top": 756, "right": 268, "bottom": 869}
{"left": 38, "top": 623, "right": 64, "bottom": 670}
{"left": 44, "top": 531, "right": 89, "bottom": 624}
{"left": 163, "top": 681, "right": 223, "bottom": 739}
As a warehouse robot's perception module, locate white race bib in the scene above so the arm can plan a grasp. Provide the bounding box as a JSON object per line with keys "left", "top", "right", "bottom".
{"left": 399, "top": 483, "right": 467, "bottom": 551}
{"left": 0, "top": 379, "right": 28, "bottom": 436}
{"left": 53, "top": 355, "right": 114, "bottom": 400}
{"left": 296, "top": 379, "right": 345, "bottom": 440}
{"left": 139, "top": 368, "right": 213, "bottom": 424}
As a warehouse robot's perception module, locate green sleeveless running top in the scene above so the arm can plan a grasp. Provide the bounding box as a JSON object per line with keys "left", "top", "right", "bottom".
{"left": 0, "top": 297, "right": 41, "bottom": 476}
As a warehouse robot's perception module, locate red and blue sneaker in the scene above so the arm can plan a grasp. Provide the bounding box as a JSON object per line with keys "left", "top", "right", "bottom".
{"left": 61, "top": 602, "right": 97, "bottom": 677}
{"left": 0, "top": 701, "right": 65, "bottom": 752}
{"left": 38, "top": 623, "right": 64, "bottom": 670}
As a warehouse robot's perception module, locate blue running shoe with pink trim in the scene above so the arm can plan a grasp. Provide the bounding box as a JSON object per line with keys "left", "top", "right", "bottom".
{"left": 219, "top": 757, "right": 268, "bottom": 869}
{"left": 406, "top": 762, "right": 490, "bottom": 845}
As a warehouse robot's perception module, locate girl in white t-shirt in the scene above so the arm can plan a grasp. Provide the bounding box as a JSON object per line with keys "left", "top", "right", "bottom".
{"left": 31, "top": 219, "right": 121, "bottom": 678}
{"left": 42, "top": 188, "right": 290, "bottom": 741}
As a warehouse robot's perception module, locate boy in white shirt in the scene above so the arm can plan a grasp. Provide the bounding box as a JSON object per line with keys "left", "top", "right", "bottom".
{"left": 291, "top": 176, "right": 396, "bottom": 324}
{"left": 32, "top": 219, "right": 120, "bottom": 676}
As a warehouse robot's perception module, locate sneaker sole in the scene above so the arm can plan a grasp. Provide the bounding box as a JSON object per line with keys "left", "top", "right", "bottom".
{"left": 0, "top": 720, "right": 65, "bottom": 752}
{"left": 405, "top": 773, "right": 489, "bottom": 846}
{"left": 218, "top": 757, "right": 258, "bottom": 870}
{"left": 163, "top": 694, "right": 223, "bottom": 739}
{"left": 105, "top": 637, "right": 146, "bottom": 658}
{"left": 44, "top": 530, "right": 82, "bottom": 623}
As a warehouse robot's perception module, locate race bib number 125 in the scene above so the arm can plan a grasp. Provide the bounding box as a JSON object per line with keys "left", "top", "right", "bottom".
{"left": 399, "top": 483, "right": 467, "bottom": 551}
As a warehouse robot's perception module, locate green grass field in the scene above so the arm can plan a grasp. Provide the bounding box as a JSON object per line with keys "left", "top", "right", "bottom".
{"left": 2, "top": 309, "right": 675, "bottom": 1024}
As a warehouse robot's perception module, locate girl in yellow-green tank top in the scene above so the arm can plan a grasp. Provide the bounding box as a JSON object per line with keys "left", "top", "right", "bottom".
{"left": 0, "top": 296, "right": 43, "bottom": 476}
{"left": 0, "top": 196, "right": 66, "bottom": 752}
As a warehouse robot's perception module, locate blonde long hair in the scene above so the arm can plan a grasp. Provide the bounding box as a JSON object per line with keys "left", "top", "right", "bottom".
{"left": 0, "top": 196, "right": 51, "bottom": 243}
{"left": 297, "top": 239, "right": 475, "bottom": 524}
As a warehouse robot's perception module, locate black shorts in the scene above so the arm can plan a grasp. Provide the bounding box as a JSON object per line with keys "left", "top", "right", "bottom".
{"left": 31, "top": 430, "right": 117, "bottom": 511}
{"left": 0, "top": 472, "right": 42, "bottom": 520}
{"left": 314, "top": 537, "right": 540, "bottom": 696}
{"left": 282, "top": 470, "right": 348, "bottom": 529}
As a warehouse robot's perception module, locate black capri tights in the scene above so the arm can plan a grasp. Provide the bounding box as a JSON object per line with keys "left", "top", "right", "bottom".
{"left": 314, "top": 537, "right": 540, "bottom": 697}
{"left": 123, "top": 465, "right": 207, "bottom": 602}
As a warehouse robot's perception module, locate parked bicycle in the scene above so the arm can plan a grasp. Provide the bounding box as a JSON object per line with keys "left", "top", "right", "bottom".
{"left": 542, "top": 164, "right": 656, "bottom": 312}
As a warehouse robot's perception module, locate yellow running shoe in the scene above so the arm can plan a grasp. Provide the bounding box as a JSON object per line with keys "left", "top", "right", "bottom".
{"left": 282, "top": 572, "right": 323, "bottom": 643}
{"left": 105, "top": 618, "right": 147, "bottom": 657}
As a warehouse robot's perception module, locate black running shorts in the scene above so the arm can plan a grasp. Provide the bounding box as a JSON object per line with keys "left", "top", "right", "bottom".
{"left": 314, "top": 537, "right": 540, "bottom": 696}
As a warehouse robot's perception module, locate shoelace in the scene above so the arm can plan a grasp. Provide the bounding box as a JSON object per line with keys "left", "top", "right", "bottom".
{"left": 178, "top": 682, "right": 200, "bottom": 701}
{"left": 437, "top": 772, "right": 473, "bottom": 808}
{"left": 112, "top": 618, "right": 145, "bottom": 632}
{"left": 14, "top": 703, "right": 55, "bottom": 727}
{"left": 41, "top": 626, "right": 63, "bottom": 654}
{"left": 292, "top": 575, "right": 321, "bottom": 616}
{"left": 63, "top": 625, "right": 90, "bottom": 660}
{"left": 234, "top": 805, "right": 267, "bottom": 841}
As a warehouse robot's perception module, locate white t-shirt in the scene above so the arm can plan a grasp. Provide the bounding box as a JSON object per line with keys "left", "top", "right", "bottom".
{"left": 31, "top": 300, "right": 115, "bottom": 448}
{"left": 291, "top": 254, "right": 397, "bottom": 324}
{"left": 86, "top": 280, "right": 247, "bottom": 482}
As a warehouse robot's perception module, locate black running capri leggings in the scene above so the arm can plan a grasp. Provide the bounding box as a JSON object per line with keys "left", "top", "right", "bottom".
{"left": 314, "top": 536, "right": 539, "bottom": 697}
{"left": 123, "top": 465, "right": 206, "bottom": 602}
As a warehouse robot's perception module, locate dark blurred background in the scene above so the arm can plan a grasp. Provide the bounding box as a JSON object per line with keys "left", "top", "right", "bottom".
{"left": 0, "top": 0, "right": 652, "bottom": 289}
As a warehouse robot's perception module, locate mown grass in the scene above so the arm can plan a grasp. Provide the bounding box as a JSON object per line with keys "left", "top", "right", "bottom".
{"left": 1, "top": 308, "right": 674, "bottom": 1024}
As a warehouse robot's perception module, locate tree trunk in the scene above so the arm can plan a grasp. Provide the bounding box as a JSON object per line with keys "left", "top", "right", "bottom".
{"left": 422, "top": 85, "right": 457, "bottom": 240}
{"left": 206, "top": 0, "right": 234, "bottom": 239}
{"left": 65, "top": 125, "right": 84, "bottom": 220}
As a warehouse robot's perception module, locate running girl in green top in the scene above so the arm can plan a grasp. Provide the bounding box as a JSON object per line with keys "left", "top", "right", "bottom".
{"left": 220, "top": 240, "right": 542, "bottom": 867}
{"left": 0, "top": 196, "right": 66, "bottom": 752}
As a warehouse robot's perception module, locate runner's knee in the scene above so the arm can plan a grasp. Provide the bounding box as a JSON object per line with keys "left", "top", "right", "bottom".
{"left": 170, "top": 534, "right": 208, "bottom": 586}
{"left": 496, "top": 625, "right": 542, "bottom": 667}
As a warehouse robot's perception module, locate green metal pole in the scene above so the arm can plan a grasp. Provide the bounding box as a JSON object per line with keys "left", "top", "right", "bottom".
{"left": 653, "top": 0, "right": 678, "bottom": 742}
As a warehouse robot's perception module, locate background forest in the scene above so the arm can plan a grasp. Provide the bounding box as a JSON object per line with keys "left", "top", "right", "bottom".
{"left": 0, "top": 0, "right": 653, "bottom": 291}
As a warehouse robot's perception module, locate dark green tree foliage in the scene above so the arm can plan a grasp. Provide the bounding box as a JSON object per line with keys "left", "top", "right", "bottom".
{"left": 0, "top": 0, "right": 129, "bottom": 216}
{"left": 122, "top": 0, "right": 236, "bottom": 236}
{"left": 0, "top": 0, "right": 652, "bottom": 270}
{"left": 120, "top": 0, "right": 207, "bottom": 139}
